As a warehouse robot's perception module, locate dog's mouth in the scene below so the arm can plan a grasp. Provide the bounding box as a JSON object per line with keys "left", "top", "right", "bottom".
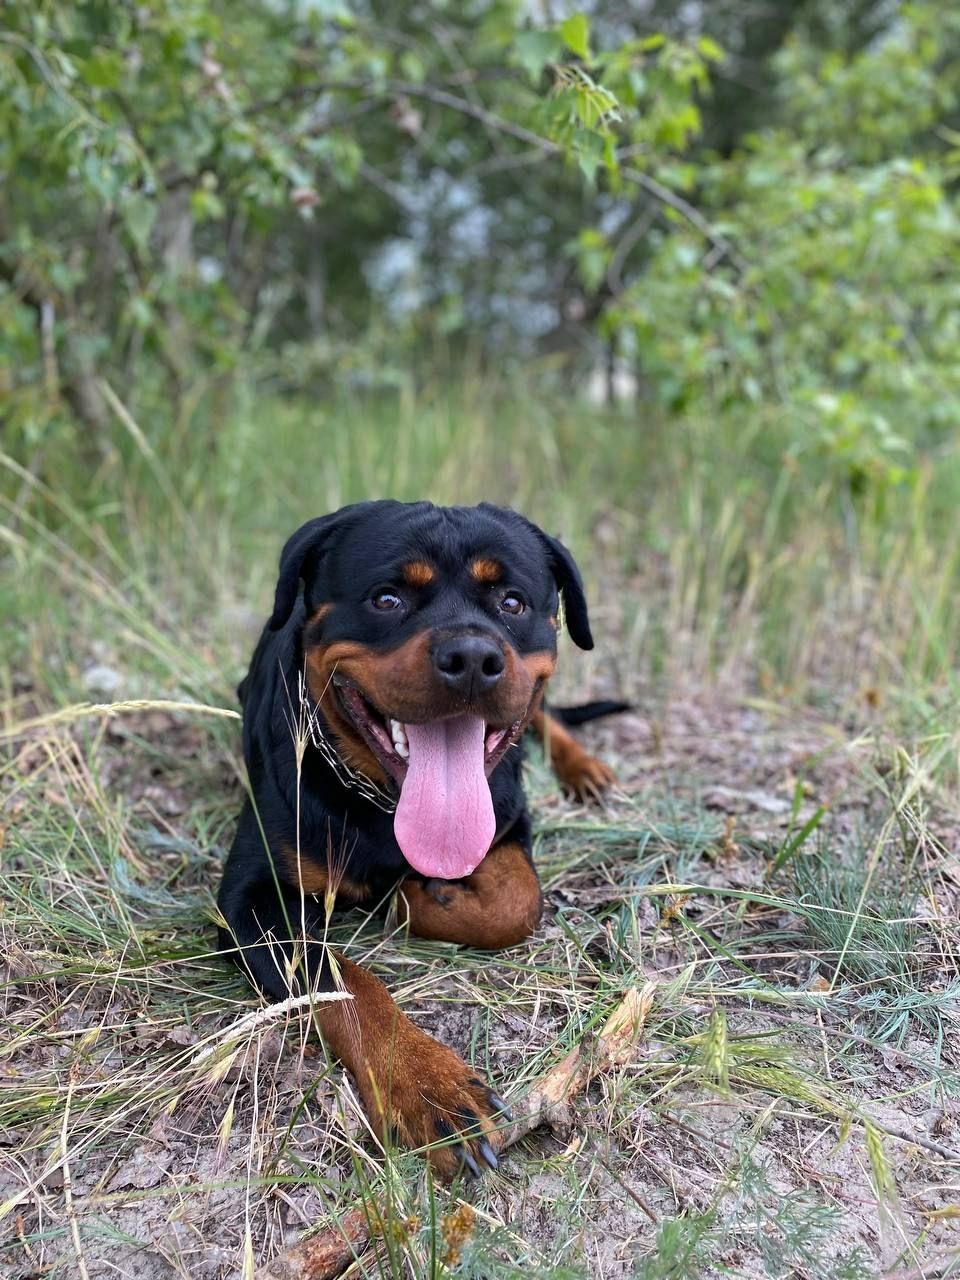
{"left": 332, "top": 677, "right": 531, "bottom": 881}
{"left": 333, "top": 679, "right": 523, "bottom": 786}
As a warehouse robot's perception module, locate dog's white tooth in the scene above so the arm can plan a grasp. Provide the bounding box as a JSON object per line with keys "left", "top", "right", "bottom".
{"left": 390, "top": 720, "right": 408, "bottom": 758}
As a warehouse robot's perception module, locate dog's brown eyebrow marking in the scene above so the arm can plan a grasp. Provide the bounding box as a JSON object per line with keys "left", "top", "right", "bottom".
{"left": 402, "top": 561, "right": 435, "bottom": 587}
{"left": 303, "top": 603, "right": 332, "bottom": 644}
{"left": 469, "top": 558, "right": 502, "bottom": 584}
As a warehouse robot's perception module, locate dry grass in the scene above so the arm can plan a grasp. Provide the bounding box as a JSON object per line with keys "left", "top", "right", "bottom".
{"left": 2, "top": 395, "right": 960, "bottom": 1277}
{"left": 2, "top": 681, "right": 959, "bottom": 1279}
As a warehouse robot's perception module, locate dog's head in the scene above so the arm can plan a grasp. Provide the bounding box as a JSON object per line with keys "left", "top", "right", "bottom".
{"left": 269, "top": 500, "right": 593, "bottom": 878}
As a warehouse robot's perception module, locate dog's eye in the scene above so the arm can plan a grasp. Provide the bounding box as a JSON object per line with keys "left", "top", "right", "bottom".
{"left": 372, "top": 590, "right": 403, "bottom": 611}
{"left": 499, "top": 593, "right": 525, "bottom": 615}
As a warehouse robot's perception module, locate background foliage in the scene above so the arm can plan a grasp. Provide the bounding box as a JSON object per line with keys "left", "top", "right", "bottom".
{"left": 3, "top": 0, "right": 960, "bottom": 695}
{"left": 3, "top": 0, "right": 958, "bottom": 495}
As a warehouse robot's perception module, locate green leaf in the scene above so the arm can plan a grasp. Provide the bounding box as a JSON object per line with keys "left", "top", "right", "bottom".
{"left": 573, "top": 129, "right": 605, "bottom": 184}
{"left": 399, "top": 50, "right": 425, "bottom": 83}
{"left": 190, "top": 189, "right": 225, "bottom": 222}
{"left": 126, "top": 295, "right": 155, "bottom": 331}
{"left": 559, "top": 14, "right": 591, "bottom": 62}
{"left": 697, "top": 35, "right": 725, "bottom": 63}
{"left": 514, "top": 30, "right": 563, "bottom": 80}
{"left": 571, "top": 228, "right": 609, "bottom": 290}
{"left": 81, "top": 153, "right": 121, "bottom": 203}
{"left": 572, "top": 77, "right": 619, "bottom": 130}
{"left": 120, "top": 195, "right": 157, "bottom": 252}
{"left": 303, "top": 134, "right": 362, "bottom": 185}
{"left": 78, "top": 48, "right": 124, "bottom": 90}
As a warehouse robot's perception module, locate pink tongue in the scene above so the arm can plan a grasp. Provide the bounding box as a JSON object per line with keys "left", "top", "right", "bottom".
{"left": 393, "top": 716, "right": 496, "bottom": 879}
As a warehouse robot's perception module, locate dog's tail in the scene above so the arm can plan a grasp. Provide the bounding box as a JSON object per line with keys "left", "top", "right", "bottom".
{"left": 548, "top": 700, "right": 632, "bottom": 726}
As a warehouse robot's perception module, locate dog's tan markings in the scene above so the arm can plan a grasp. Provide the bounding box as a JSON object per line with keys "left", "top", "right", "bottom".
{"left": 531, "top": 709, "right": 617, "bottom": 800}
{"left": 402, "top": 561, "right": 435, "bottom": 587}
{"left": 469, "top": 558, "right": 502, "bottom": 584}
{"left": 398, "top": 840, "right": 542, "bottom": 948}
{"left": 319, "top": 954, "right": 501, "bottom": 1179}
{"left": 303, "top": 645, "right": 392, "bottom": 786}
{"left": 278, "top": 844, "right": 370, "bottom": 903}
{"left": 518, "top": 650, "right": 557, "bottom": 685}
{"left": 303, "top": 633, "right": 552, "bottom": 787}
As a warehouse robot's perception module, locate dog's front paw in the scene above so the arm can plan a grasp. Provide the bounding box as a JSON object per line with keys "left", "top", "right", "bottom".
{"left": 368, "top": 1026, "right": 507, "bottom": 1179}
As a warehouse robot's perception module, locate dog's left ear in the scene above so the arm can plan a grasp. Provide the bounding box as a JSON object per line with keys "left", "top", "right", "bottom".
{"left": 540, "top": 531, "right": 594, "bottom": 651}
{"left": 483, "top": 505, "right": 596, "bottom": 651}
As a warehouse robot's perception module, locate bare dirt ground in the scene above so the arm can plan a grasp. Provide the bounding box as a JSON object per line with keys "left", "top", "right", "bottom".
{"left": 2, "top": 680, "right": 959, "bottom": 1279}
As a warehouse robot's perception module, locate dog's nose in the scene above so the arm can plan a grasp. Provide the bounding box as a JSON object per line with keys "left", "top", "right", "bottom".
{"left": 433, "top": 634, "right": 505, "bottom": 693}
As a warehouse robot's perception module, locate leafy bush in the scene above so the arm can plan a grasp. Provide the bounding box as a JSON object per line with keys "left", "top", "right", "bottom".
{"left": 1, "top": 2, "right": 958, "bottom": 506}
{"left": 596, "top": 6, "right": 960, "bottom": 489}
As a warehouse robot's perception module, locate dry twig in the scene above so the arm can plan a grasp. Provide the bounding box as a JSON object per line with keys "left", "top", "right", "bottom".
{"left": 255, "top": 1210, "right": 371, "bottom": 1280}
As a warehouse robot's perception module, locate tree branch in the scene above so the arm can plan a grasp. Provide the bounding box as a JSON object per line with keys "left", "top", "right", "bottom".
{"left": 250, "top": 76, "right": 746, "bottom": 273}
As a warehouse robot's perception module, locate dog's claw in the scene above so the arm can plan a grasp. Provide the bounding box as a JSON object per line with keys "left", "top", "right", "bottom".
{"left": 437, "top": 1120, "right": 481, "bottom": 1179}
{"left": 488, "top": 1091, "right": 512, "bottom": 1120}
{"left": 479, "top": 1140, "right": 499, "bottom": 1169}
{"left": 424, "top": 877, "right": 453, "bottom": 906}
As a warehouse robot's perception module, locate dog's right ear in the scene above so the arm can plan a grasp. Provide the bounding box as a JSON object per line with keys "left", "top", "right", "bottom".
{"left": 268, "top": 505, "right": 365, "bottom": 630}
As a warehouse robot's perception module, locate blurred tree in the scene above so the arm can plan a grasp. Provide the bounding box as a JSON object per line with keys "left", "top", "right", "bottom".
{"left": 0, "top": 0, "right": 719, "bottom": 442}
{"left": 1, "top": 0, "right": 956, "bottom": 499}
{"left": 592, "top": 3, "right": 960, "bottom": 491}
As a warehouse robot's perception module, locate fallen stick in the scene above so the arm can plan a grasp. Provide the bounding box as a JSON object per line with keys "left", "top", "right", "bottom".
{"left": 495, "top": 982, "right": 656, "bottom": 1148}
{"left": 254, "top": 984, "right": 656, "bottom": 1280}
{"left": 255, "top": 1210, "right": 370, "bottom": 1280}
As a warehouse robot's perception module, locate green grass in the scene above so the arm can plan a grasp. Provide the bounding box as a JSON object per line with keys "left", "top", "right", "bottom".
{"left": 2, "top": 382, "right": 960, "bottom": 1278}
{"left": 5, "top": 379, "right": 960, "bottom": 692}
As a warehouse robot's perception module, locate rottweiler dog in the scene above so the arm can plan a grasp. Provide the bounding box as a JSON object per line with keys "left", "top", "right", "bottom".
{"left": 217, "top": 500, "right": 625, "bottom": 1178}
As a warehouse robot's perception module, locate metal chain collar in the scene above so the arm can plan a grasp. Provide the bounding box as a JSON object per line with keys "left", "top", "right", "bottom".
{"left": 297, "top": 671, "right": 398, "bottom": 813}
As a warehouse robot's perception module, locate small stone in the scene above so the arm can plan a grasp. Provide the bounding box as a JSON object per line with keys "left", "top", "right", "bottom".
{"left": 82, "top": 664, "right": 124, "bottom": 698}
